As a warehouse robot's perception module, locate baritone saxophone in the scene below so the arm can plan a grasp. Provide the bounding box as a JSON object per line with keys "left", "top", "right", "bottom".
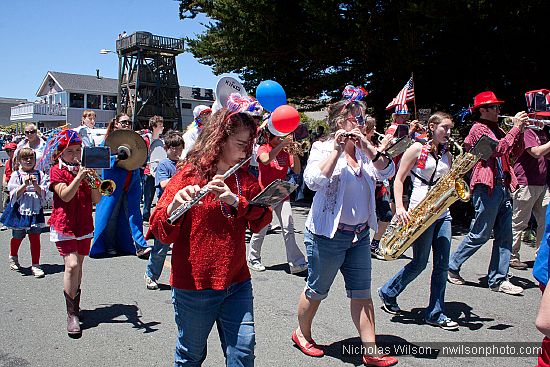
{"left": 379, "top": 135, "right": 497, "bottom": 261}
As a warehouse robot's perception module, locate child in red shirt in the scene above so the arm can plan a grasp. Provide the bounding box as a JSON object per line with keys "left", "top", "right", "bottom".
{"left": 48, "top": 130, "right": 101, "bottom": 337}
{"left": 247, "top": 130, "right": 307, "bottom": 274}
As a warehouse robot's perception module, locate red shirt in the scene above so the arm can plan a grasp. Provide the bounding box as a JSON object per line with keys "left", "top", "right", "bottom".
{"left": 48, "top": 164, "right": 94, "bottom": 237}
{"left": 513, "top": 128, "right": 549, "bottom": 186}
{"left": 257, "top": 144, "right": 293, "bottom": 189}
{"left": 147, "top": 166, "right": 272, "bottom": 291}
{"left": 465, "top": 121, "right": 523, "bottom": 193}
{"left": 4, "top": 158, "right": 13, "bottom": 182}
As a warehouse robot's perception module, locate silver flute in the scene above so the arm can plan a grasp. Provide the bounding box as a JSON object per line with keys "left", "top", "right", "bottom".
{"left": 166, "top": 156, "right": 252, "bottom": 224}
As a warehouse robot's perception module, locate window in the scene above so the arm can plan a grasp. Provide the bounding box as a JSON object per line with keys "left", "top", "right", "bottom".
{"left": 102, "top": 95, "right": 117, "bottom": 110}
{"left": 69, "top": 93, "right": 84, "bottom": 108}
{"left": 54, "top": 92, "right": 68, "bottom": 107}
{"left": 87, "top": 94, "right": 101, "bottom": 109}
{"left": 181, "top": 102, "right": 192, "bottom": 109}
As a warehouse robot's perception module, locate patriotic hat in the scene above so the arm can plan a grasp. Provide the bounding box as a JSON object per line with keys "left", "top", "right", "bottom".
{"left": 470, "top": 91, "right": 504, "bottom": 111}
{"left": 525, "top": 89, "right": 550, "bottom": 117}
{"left": 394, "top": 104, "right": 410, "bottom": 115}
{"left": 193, "top": 105, "right": 212, "bottom": 120}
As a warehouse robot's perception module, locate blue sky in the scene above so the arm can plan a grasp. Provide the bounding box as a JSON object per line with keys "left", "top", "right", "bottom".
{"left": 0, "top": 0, "right": 237, "bottom": 101}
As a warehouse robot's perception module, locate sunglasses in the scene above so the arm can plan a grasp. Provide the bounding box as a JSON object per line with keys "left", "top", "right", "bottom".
{"left": 486, "top": 105, "right": 501, "bottom": 110}
{"left": 118, "top": 120, "right": 131, "bottom": 125}
{"left": 25, "top": 130, "right": 37, "bottom": 135}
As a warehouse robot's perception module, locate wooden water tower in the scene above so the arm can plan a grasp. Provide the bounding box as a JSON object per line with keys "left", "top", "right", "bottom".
{"left": 116, "top": 32, "right": 184, "bottom": 130}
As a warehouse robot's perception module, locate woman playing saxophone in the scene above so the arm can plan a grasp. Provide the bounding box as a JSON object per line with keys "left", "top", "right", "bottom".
{"left": 378, "top": 112, "right": 460, "bottom": 330}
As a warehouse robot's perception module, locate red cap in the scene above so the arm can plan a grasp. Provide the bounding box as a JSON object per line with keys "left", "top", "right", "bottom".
{"left": 3, "top": 142, "right": 17, "bottom": 150}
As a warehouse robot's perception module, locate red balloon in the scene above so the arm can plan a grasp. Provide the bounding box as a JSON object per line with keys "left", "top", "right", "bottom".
{"left": 271, "top": 105, "right": 300, "bottom": 134}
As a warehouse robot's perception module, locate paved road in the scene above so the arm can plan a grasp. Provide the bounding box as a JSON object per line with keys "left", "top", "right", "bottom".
{"left": 0, "top": 203, "right": 542, "bottom": 367}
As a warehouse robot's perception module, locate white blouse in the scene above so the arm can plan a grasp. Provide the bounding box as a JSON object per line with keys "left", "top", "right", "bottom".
{"left": 304, "top": 140, "right": 395, "bottom": 238}
{"left": 8, "top": 169, "right": 50, "bottom": 218}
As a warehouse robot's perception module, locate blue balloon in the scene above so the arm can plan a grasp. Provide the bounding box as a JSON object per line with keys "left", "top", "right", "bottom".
{"left": 256, "top": 80, "right": 287, "bottom": 112}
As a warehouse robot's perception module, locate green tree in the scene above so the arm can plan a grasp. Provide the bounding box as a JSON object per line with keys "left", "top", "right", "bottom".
{"left": 179, "top": 0, "right": 549, "bottom": 120}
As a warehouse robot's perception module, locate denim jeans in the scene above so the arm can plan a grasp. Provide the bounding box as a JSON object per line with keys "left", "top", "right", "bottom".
{"left": 304, "top": 226, "right": 372, "bottom": 300}
{"left": 142, "top": 174, "right": 156, "bottom": 221}
{"left": 449, "top": 184, "right": 512, "bottom": 288}
{"left": 145, "top": 238, "right": 170, "bottom": 281}
{"left": 380, "top": 216, "right": 452, "bottom": 322}
{"left": 172, "top": 279, "right": 255, "bottom": 367}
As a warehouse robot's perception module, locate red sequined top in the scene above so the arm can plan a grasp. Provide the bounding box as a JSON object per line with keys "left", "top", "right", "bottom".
{"left": 147, "top": 166, "right": 272, "bottom": 291}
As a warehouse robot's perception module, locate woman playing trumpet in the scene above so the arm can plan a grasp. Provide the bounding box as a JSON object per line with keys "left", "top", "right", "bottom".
{"left": 48, "top": 130, "right": 102, "bottom": 337}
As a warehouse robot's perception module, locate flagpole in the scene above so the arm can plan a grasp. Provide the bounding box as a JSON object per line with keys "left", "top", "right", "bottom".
{"left": 411, "top": 72, "right": 418, "bottom": 120}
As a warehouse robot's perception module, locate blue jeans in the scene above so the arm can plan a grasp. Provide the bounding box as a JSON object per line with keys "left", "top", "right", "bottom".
{"left": 304, "top": 226, "right": 372, "bottom": 300}
{"left": 449, "top": 184, "right": 512, "bottom": 288}
{"left": 380, "top": 216, "right": 452, "bottom": 322}
{"left": 172, "top": 279, "right": 255, "bottom": 367}
{"left": 142, "top": 174, "right": 155, "bottom": 221}
{"left": 145, "top": 238, "right": 170, "bottom": 281}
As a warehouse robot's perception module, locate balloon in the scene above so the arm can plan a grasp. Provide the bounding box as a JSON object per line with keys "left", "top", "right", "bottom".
{"left": 256, "top": 80, "right": 286, "bottom": 112}
{"left": 267, "top": 119, "right": 287, "bottom": 137}
{"left": 271, "top": 105, "right": 300, "bottom": 134}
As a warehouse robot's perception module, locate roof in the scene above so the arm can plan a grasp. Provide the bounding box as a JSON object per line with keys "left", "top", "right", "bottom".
{"left": 0, "top": 97, "right": 28, "bottom": 104}
{"left": 179, "top": 86, "right": 214, "bottom": 101}
{"left": 38, "top": 71, "right": 118, "bottom": 96}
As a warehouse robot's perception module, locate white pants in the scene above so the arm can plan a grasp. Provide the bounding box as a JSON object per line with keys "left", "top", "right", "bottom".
{"left": 248, "top": 200, "right": 306, "bottom": 267}
{"left": 511, "top": 184, "right": 550, "bottom": 260}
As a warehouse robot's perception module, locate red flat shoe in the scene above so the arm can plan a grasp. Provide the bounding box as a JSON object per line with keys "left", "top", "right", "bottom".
{"left": 291, "top": 329, "right": 324, "bottom": 357}
{"left": 362, "top": 354, "right": 398, "bottom": 367}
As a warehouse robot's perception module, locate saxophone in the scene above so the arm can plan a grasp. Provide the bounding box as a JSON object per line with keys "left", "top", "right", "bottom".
{"left": 379, "top": 137, "right": 480, "bottom": 261}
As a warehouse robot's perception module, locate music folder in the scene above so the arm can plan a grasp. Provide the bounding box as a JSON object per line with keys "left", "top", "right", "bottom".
{"left": 82, "top": 147, "right": 111, "bottom": 169}
{"left": 249, "top": 179, "right": 298, "bottom": 207}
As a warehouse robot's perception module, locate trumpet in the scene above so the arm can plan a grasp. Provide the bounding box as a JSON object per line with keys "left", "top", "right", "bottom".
{"left": 499, "top": 115, "right": 550, "bottom": 130}
{"left": 75, "top": 160, "right": 116, "bottom": 196}
{"left": 283, "top": 136, "right": 306, "bottom": 156}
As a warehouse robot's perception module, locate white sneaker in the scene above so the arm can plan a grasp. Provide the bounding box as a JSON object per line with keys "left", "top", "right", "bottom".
{"left": 491, "top": 280, "right": 523, "bottom": 295}
{"left": 144, "top": 274, "right": 159, "bottom": 290}
{"left": 248, "top": 259, "right": 266, "bottom": 272}
{"left": 31, "top": 265, "right": 45, "bottom": 278}
{"left": 9, "top": 256, "right": 20, "bottom": 271}
{"left": 289, "top": 263, "right": 308, "bottom": 274}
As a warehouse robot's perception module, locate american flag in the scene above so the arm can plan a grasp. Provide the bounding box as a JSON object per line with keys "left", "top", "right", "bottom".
{"left": 386, "top": 77, "right": 415, "bottom": 110}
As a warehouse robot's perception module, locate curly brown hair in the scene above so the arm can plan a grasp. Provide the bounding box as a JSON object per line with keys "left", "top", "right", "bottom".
{"left": 182, "top": 109, "right": 257, "bottom": 182}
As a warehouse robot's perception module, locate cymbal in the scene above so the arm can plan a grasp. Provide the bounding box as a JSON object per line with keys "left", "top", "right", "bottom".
{"left": 105, "top": 129, "right": 147, "bottom": 171}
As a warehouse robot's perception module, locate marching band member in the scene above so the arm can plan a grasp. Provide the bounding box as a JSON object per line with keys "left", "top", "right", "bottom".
{"left": 90, "top": 114, "right": 150, "bottom": 258}
{"left": 378, "top": 112, "right": 459, "bottom": 330}
{"left": 361, "top": 116, "right": 393, "bottom": 259}
{"left": 148, "top": 103, "right": 272, "bottom": 366}
{"left": 448, "top": 91, "right": 528, "bottom": 295}
{"left": 510, "top": 93, "right": 550, "bottom": 269}
{"left": 48, "top": 130, "right": 101, "bottom": 337}
{"left": 247, "top": 128, "right": 307, "bottom": 274}
{"left": 292, "top": 90, "right": 397, "bottom": 367}
{"left": 534, "top": 209, "right": 550, "bottom": 366}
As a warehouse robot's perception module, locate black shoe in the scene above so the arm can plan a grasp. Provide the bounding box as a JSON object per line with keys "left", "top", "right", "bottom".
{"left": 426, "top": 317, "right": 459, "bottom": 331}
{"left": 377, "top": 288, "right": 401, "bottom": 315}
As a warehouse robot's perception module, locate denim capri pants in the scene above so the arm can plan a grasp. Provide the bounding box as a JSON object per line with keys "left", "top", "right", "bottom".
{"left": 304, "top": 226, "right": 372, "bottom": 300}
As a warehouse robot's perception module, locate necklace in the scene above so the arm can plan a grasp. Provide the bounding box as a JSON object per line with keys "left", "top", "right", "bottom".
{"left": 220, "top": 172, "right": 241, "bottom": 218}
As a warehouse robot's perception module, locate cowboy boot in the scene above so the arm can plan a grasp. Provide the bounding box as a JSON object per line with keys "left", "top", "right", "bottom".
{"left": 64, "top": 291, "right": 81, "bottom": 336}
{"left": 74, "top": 289, "right": 81, "bottom": 318}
